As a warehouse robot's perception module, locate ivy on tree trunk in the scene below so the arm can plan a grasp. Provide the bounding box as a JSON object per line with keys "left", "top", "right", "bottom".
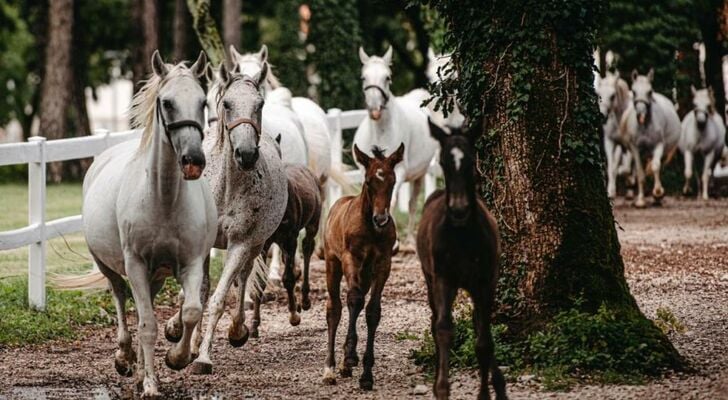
{"left": 187, "top": 0, "right": 224, "bottom": 66}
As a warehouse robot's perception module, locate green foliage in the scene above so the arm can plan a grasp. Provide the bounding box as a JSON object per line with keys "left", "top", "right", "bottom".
{"left": 0, "top": 277, "right": 114, "bottom": 346}
{"left": 411, "top": 302, "right": 683, "bottom": 389}
{"left": 654, "top": 307, "right": 686, "bottom": 335}
{"left": 268, "top": 0, "right": 308, "bottom": 96}
{"left": 0, "top": 0, "right": 34, "bottom": 128}
{"left": 308, "top": 0, "right": 363, "bottom": 110}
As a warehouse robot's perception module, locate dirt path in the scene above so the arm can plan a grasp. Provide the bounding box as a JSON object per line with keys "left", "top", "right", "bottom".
{"left": 1, "top": 198, "right": 727, "bottom": 399}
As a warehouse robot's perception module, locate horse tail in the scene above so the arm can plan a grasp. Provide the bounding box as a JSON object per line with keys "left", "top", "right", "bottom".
{"left": 245, "top": 254, "right": 269, "bottom": 300}
{"left": 328, "top": 164, "right": 357, "bottom": 196}
{"left": 50, "top": 268, "right": 107, "bottom": 290}
{"left": 663, "top": 145, "right": 678, "bottom": 167}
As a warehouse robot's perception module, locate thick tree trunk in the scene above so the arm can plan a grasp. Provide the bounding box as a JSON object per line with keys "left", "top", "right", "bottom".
{"left": 187, "top": 0, "right": 224, "bottom": 66}
{"left": 700, "top": 2, "right": 726, "bottom": 121}
{"left": 132, "top": 0, "right": 158, "bottom": 91}
{"left": 38, "top": 0, "right": 74, "bottom": 183}
{"left": 223, "top": 0, "right": 241, "bottom": 52}
{"left": 173, "top": 0, "right": 188, "bottom": 62}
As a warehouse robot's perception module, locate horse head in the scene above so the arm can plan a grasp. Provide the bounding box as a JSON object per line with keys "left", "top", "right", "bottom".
{"left": 691, "top": 85, "right": 715, "bottom": 131}
{"left": 150, "top": 50, "right": 208, "bottom": 180}
{"left": 631, "top": 69, "right": 655, "bottom": 127}
{"left": 428, "top": 118, "right": 478, "bottom": 226}
{"left": 596, "top": 71, "right": 629, "bottom": 119}
{"left": 359, "top": 46, "right": 393, "bottom": 121}
{"left": 217, "top": 59, "right": 268, "bottom": 170}
{"left": 353, "top": 142, "right": 404, "bottom": 231}
{"left": 426, "top": 49, "right": 455, "bottom": 84}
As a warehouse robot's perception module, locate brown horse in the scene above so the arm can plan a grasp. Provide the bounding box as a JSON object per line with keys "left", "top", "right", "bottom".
{"left": 321, "top": 143, "right": 404, "bottom": 390}
{"left": 417, "top": 120, "right": 507, "bottom": 400}
{"left": 250, "top": 163, "right": 321, "bottom": 337}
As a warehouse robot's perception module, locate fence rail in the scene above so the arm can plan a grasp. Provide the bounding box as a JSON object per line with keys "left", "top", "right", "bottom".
{"left": 0, "top": 108, "right": 435, "bottom": 310}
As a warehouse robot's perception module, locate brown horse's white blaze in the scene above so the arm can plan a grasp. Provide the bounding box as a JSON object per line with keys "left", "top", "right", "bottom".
{"left": 322, "top": 142, "right": 404, "bottom": 390}
{"left": 417, "top": 119, "right": 507, "bottom": 400}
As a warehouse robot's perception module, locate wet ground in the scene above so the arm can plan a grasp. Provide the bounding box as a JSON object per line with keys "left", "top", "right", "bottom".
{"left": 0, "top": 198, "right": 726, "bottom": 399}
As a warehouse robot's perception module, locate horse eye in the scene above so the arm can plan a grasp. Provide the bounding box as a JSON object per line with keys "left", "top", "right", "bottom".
{"left": 610, "top": 94, "right": 615, "bottom": 101}
{"left": 223, "top": 100, "right": 231, "bottom": 110}
{"left": 162, "top": 99, "right": 173, "bottom": 110}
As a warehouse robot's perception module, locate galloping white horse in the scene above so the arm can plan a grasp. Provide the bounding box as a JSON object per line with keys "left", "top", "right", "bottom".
{"left": 619, "top": 69, "right": 681, "bottom": 207}
{"left": 81, "top": 52, "right": 216, "bottom": 398}
{"left": 596, "top": 71, "right": 633, "bottom": 198}
{"left": 423, "top": 48, "right": 465, "bottom": 130}
{"left": 679, "top": 86, "right": 727, "bottom": 200}
{"left": 190, "top": 61, "right": 288, "bottom": 375}
{"left": 354, "top": 46, "right": 438, "bottom": 245}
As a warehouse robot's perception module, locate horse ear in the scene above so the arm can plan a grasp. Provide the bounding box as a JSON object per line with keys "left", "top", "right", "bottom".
{"left": 275, "top": 134, "right": 282, "bottom": 145}
{"left": 353, "top": 144, "right": 371, "bottom": 169}
{"left": 427, "top": 47, "right": 436, "bottom": 61}
{"left": 359, "top": 47, "right": 370, "bottom": 64}
{"left": 229, "top": 45, "right": 242, "bottom": 62}
{"left": 259, "top": 44, "right": 268, "bottom": 62}
{"left": 388, "top": 142, "right": 405, "bottom": 167}
{"left": 428, "top": 118, "right": 448, "bottom": 143}
{"left": 219, "top": 63, "right": 231, "bottom": 85}
{"left": 151, "top": 50, "right": 169, "bottom": 78}
{"left": 190, "top": 51, "right": 207, "bottom": 78}
{"left": 255, "top": 62, "right": 269, "bottom": 87}
{"left": 647, "top": 68, "right": 654, "bottom": 82}
{"left": 205, "top": 63, "right": 216, "bottom": 85}
{"left": 631, "top": 69, "right": 638, "bottom": 83}
{"left": 382, "top": 46, "right": 393, "bottom": 65}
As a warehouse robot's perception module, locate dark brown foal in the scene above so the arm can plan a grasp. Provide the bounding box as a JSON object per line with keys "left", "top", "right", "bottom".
{"left": 250, "top": 163, "right": 321, "bottom": 337}
{"left": 321, "top": 143, "right": 404, "bottom": 390}
{"left": 417, "top": 120, "right": 507, "bottom": 400}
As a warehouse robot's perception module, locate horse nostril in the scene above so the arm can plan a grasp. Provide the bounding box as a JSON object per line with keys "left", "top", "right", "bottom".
{"left": 181, "top": 155, "right": 193, "bottom": 165}
{"left": 372, "top": 214, "right": 389, "bottom": 227}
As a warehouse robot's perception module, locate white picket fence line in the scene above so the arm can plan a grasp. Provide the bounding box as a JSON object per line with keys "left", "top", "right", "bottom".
{"left": 0, "top": 108, "right": 438, "bottom": 311}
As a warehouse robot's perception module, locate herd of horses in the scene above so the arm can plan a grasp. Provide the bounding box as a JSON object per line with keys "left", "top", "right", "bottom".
{"left": 596, "top": 69, "right": 727, "bottom": 205}
{"left": 69, "top": 45, "right": 505, "bottom": 400}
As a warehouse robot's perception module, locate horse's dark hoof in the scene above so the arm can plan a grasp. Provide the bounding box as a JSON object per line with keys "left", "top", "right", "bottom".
{"left": 296, "top": 303, "right": 302, "bottom": 313}
{"left": 164, "top": 324, "right": 182, "bottom": 343}
{"left": 322, "top": 367, "right": 337, "bottom": 385}
{"left": 250, "top": 329, "right": 259, "bottom": 339}
{"left": 114, "top": 358, "right": 134, "bottom": 377}
{"left": 359, "top": 378, "right": 374, "bottom": 391}
{"left": 164, "top": 351, "right": 187, "bottom": 371}
{"left": 190, "top": 360, "right": 213, "bottom": 375}
{"left": 289, "top": 313, "right": 301, "bottom": 326}
{"left": 228, "top": 328, "right": 250, "bottom": 348}
{"left": 301, "top": 298, "right": 311, "bottom": 311}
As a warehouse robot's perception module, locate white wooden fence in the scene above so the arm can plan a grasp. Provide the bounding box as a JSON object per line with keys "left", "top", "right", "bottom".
{"left": 0, "top": 108, "right": 438, "bottom": 311}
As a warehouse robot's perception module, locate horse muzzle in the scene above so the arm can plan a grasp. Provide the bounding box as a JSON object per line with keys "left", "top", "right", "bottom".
{"left": 369, "top": 109, "right": 382, "bottom": 121}
{"left": 235, "top": 147, "right": 259, "bottom": 171}
{"left": 180, "top": 154, "right": 206, "bottom": 180}
{"left": 372, "top": 213, "right": 390, "bottom": 229}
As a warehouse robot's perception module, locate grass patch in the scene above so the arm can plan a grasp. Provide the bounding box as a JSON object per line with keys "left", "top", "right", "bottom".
{"left": 654, "top": 307, "right": 686, "bottom": 335}
{"left": 0, "top": 277, "right": 114, "bottom": 346}
{"left": 411, "top": 301, "right": 681, "bottom": 390}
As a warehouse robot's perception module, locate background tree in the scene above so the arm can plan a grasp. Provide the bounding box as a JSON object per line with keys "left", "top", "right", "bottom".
{"left": 131, "top": 0, "right": 158, "bottom": 92}
{"left": 187, "top": 0, "right": 224, "bottom": 65}
{"left": 424, "top": 0, "right": 682, "bottom": 377}
{"left": 38, "top": 0, "right": 74, "bottom": 182}
{"left": 696, "top": 0, "right": 728, "bottom": 120}
{"left": 269, "top": 0, "right": 307, "bottom": 95}
{"left": 308, "top": 0, "right": 362, "bottom": 110}
{"left": 223, "top": 0, "right": 242, "bottom": 51}
{"left": 173, "top": 0, "right": 188, "bottom": 61}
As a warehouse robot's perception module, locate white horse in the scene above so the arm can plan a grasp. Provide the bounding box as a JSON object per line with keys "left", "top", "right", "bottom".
{"left": 190, "top": 61, "right": 288, "bottom": 375}
{"left": 679, "top": 86, "right": 727, "bottom": 200}
{"left": 596, "top": 71, "right": 634, "bottom": 198}
{"left": 354, "top": 46, "right": 438, "bottom": 245}
{"left": 619, "top": 69, "right": 681, "bottom": 207}
{"left": 79, "top": 52, "right": 215, "bottom": 398}
{"left": 423, "top": 48, "right": 465, "bottom": 130}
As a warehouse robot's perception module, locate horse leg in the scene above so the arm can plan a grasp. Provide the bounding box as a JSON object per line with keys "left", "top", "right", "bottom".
{"left": 301, "top": 224, "right": 317, "bottom": 311}
{"left": 651, "top": 143, "right": 665, "bottom": 201}
{"left": 165, "top": 258, "right": 204, "bottom": 370}
{"left": 701, "top": 151, "right": 715, "bottom": 201}
{"left": 628, "top": 143, "right": 647, "bottom": 208}
{"left": 281, "top": 236, "right": 301, "bottom": 326}
{"left": 190, "top": 254, "right": 210, "bottom": 358}
{"left": 406, "top": 176, "right": 424, "bottom": 245}
{"left": 604, "top": 137, "right": 617, "bottom": 199}
{"left": 340, "top": 255, "right": 367, "bottom": 378}
{"left": 125, "top": 255, "right": 160, "bottom": 398}
{"left": 432, "top": 279, "right": 457, "bottom": 400}
{"left": 359, "top": 261, "right": 391, "bottom": 391}
{"left": 268, "top": 244, "right": 283, "bottom": 285}
{"left": 683, "top": 150, "right": 694, "bottom": 195}
{"left": 164, "top": 289, "right": 184, "bottom": 343}
{"left": 228, "top": 248, "right": 261, "bottom": 347}
{"left": 472, "top": 295, "right": 507, "bottom": 400}
{"left": 192, "top": 244, "right": 252, "bottom": 375}
{"left": 96, "top": 260, "right": 135, "bottom": 377}
{"left": 250, "top": 256, "right": 268, "bottom": 339}
{"left": 323, "top": 256, "right": 343, "bottom": 385}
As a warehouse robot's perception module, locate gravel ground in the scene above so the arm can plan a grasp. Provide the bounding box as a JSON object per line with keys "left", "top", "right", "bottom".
{"left": 0, "top": 198, "right": 726, "bottom": 399}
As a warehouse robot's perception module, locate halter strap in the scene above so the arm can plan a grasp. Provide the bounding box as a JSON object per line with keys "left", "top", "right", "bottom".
{"left": 363, "top": 84, "right": 390, "bottom": 106}
{"left": 208, "top": 116, "right": 219, "bottom": 125}
{"left": 225, "top": 117, "right": 261, "bottom": 137}
{"left": 156, "top": 98, "right": 205, "bottom": 143}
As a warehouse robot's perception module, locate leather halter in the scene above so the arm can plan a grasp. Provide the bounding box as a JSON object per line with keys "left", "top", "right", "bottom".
{"left": 363, "top": 84, "right": 390, "bottom": 107}
{"left": 156, "top": 97, "right": 205, "bottom": 143}
{"left": 207, "top": 116, "right": 219, "bottom": 125}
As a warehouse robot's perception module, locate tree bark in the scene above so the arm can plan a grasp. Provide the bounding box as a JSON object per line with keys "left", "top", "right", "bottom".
{"left": 187, "top": 0, "right": 225, "bottom": 66}
{"left": 38, "top": 0, "right": 74, "bottom": 183}
{"left": 700, "top": 1, "right": 726, "bottom": 121}
{"left": 223, "top": 0, "right": 241, "bottom": 52}
{"left": 132, "top": 0, "right": 158, "bottom": 91}
{"left": 173, "top": 0, "right": 188, "bottom": 62}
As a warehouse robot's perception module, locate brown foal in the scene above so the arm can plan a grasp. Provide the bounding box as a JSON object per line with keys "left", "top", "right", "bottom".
{"left": 251, "top": 163, "right": 321, "bottom": 337}
{"left": 417, "top": 120, "right": 507, "bottom": 400}
{"left": 322, "top": 143, "right": 404, "bottom": 390}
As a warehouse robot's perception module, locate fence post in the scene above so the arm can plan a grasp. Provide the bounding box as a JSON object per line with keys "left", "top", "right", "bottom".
{"left": 28, "top": 136, "right": 47, "bottom": 311}
{"left": 328, "top": 108, "right": 343, "bottom": 208}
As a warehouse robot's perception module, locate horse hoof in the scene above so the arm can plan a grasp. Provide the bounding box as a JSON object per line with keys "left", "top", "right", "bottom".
{"left": 190, "top": 360, "right": 213, "bottom": 375}
{"left": 322, "top": 367, "right": 337, "bottom": 385}
{"left": 164, "top": 350, "right": 190, "bottom": 371}
{"left": 228, "top": 327, "right": 250, "bottom": 348}
{"left": 301, "top": 298, "right": 311, "bottom": 311}
{"left": 296, "top": 303, "right": 302, "bottom": 313}
{"left": 164, "top": 323, "right": 182, "bottom": 343}
{"left": 114, "top": 358, "right": 134, "bottom": 377}
{"left": 359, "top": 378, "right": 374, "bottom": 391}
{"left": 634, "top": 199, "right": 646, "bottom": 208}
{"left": 339, "top": 365, "right": 353, "bottom": 378}
{"left": 251, "top": 329, "right": 259, "bottom": 339}
{"left": 289, "top": 313, "right": 301, "bottom": 326}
